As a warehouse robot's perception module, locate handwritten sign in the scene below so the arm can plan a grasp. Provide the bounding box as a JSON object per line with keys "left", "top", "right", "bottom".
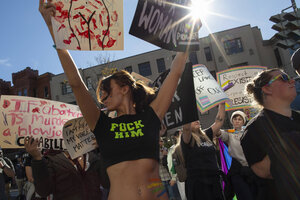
{"left": 152, "top": 62, "right": 198, "bottom": 129}
{"left": 129, "top": 0, "right": 200, "bottom": 52}
{"left": 193, "top": 64, "right": 229, "bottom": 113}
{"left": 216, "top": 66, "right": 267, "bottom": 111}
{"left": 51, "top": 0, "right": 124, "bottom": 51}
{"left": 131, "top": 72, "right": 152, "bottom": 86}
{"left": 0, "top": 96, "right": 82, "bottom": 149}
{"left": 63, "top": 117, "right": 97, "bottom": 159}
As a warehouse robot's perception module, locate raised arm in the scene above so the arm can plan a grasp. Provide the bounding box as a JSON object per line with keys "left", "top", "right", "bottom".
{"left": 182, "top": 122, "right": 192, "bottom": 144}
{"left": 39, "top": 0, "right": 100, "bottom": 130}
{"left": 210, "top": 103, "right": 225, "bottom": 138}
{"left": 150, "top": 52, "right": 188, "bottom": 120}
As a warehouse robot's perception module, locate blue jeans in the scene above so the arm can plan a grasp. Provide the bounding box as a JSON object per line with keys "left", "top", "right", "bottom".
{"left": 162, "top": 181, "right": 174, "bottom": 199}
{"left": 162, "top": 181, "right": 182, "bottom": 200}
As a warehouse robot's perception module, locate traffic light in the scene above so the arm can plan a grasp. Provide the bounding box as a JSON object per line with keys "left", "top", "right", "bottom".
{"left": 270, "top": 9, "right": 300, "bottom": 49}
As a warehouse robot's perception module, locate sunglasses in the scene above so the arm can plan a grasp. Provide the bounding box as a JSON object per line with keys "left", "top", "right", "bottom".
{"left": 267, "top": 73, "right": 291, "bottom": 86}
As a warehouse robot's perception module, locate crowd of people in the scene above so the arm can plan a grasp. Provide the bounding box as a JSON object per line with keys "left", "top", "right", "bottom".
{"left": 1, "top": 0, "right": 300, "bottom": 200}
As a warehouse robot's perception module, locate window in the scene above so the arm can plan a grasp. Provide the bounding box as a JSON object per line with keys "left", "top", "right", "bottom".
{"left": 223, "top": 38, "right": 243, "bottom": 55}
{"left": 44, "top": 87, "right": 49, "bottom": 98}
{"left": 274, "top": 48, "right": 283, "bottom": 67}
{"left": 23, "top": 88, "right": 27, "bottom": 96}
{"left": 138, "top": 62, "right": 152, "bottom": 77}
{"left": 189, "top": 52, "right": 198, "bottom": 64}
{"left": 86, "top": 77, "right": 93, "bottom": 90}
{"left": 61, "top": 82, "right": 72, "bottom": 95}
{"left": 125, "top": 66, "right": 132, "bottom": 73}
{"left": 156, "top": 58, "right": 166, "bottom": 73}
{"left": 204, "top": 47, "right": 213, "bottom": 61}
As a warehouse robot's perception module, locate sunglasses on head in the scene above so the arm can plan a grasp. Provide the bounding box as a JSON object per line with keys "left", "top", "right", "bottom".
{"left": 267, "top": 73, "right": 291, "bottom": 86}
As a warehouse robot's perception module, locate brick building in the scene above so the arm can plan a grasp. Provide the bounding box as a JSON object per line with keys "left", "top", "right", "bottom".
{"left": 0, "top": 67, "right": 53, "bottom": 99}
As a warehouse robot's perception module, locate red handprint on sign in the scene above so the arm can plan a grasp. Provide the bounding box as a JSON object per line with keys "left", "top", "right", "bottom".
{"left": 52, "top": 0, "right": 123, "bottom": 50}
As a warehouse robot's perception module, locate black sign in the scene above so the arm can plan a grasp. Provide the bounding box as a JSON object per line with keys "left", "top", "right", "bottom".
{"left": 152, "top": 62, "right": 198, "bottom": 129}
{"left": 129, "top": 0, "right": 200, "bottom": 52}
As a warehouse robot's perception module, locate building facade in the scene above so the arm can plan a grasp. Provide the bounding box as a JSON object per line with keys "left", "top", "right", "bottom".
{"left": 50, "top": 24, "right": 292, "bottom": 128}
{"left": 0, "top": 67, "right": 53, "bottom": 100}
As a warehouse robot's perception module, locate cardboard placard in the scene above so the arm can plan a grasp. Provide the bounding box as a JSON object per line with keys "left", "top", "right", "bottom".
{"left": 0, "top": 95, "right": 82, "bottom": 149}
{"left": 152, "top": 62, "right": 198, "bottom": 129}
{"left": 129, "top": 0, "right": 200, "bottom": 52}
{"left": 216, "top": 66, "right": 267, "bottom": 111}
{"left": 51, "top": 0, "right": 124, "bottom": 50}
{"left": 193, "top": 64, "right": 229, "bottom": 113}
{"left": 63, "top": 117, "right": 97, "bottom": 159}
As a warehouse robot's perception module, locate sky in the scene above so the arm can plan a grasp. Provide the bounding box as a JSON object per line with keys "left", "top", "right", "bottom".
{"left": 0, "top": 0, "right": 298, "bottom": 83}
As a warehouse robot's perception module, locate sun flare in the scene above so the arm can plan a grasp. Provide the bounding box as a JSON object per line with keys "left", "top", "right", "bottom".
{"left": 190, "top": 0, "right": 213, "bottom": 20}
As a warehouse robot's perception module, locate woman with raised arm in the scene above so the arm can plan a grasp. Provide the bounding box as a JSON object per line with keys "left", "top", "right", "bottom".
{"left": 241, "top": 69, "right": 300, "bottom": 200}
{"left": 34, "top": 1, "right": 191, "bottom": 199}
{"left": 181, "top": 103, "right": 226, "bottom": 200}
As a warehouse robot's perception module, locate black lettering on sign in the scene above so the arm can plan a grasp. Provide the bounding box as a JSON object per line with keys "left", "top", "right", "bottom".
{"left": 130, "top": 0, "right": 200, "bottom": 52}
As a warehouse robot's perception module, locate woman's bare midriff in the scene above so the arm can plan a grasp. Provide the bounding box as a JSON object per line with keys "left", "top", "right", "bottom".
{"left": 107, "top": 158, "right": 168, "bottom": 200}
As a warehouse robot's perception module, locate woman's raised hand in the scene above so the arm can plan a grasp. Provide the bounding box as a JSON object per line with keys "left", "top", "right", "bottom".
{"left": 39, "top": 0, "right": 56, "bottom": 29}
{"left": 24, "top": 136, "right": 43, "bottom": 161}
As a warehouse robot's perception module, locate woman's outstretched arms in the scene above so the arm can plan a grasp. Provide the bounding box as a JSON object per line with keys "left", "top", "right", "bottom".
{"left": 150, "top": 52, "right": 188, "bottom": 120}
{"left": 210, "top": 103, "right": 226, "bottom": 138}
{"left": 39, "top": 0, "right": 100, "bottom": 130}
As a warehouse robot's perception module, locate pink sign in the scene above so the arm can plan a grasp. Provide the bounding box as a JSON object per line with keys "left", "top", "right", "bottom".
{"left": 0, "top": 95, "right": 82, "bottom": 149}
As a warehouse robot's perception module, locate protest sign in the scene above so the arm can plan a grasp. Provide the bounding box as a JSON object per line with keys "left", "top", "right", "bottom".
{"left": 0, "top": 95, "right": 82, "bottom": 149}
{"left": 152, "top": 62, "right": 198, "bottom": 129}
{"left": 216, "top": 66, "right": 267, "bottom": 111}
{"left": 243, "top": 107, "right": 260, "bottom": 121}
{"left": 63, "top": 117, "right": 97, "bottom": 159}
{"left": 193, "top": 64, "right": 229, "bottom": 113}
{"left": 51, "top": 0, "right": 123, "bottom": 51}
{"left": 129, "top": 0, "right": 201, "bottom": 52}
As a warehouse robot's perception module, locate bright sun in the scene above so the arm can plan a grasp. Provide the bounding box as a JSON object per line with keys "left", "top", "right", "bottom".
{"left": 190, "top": 0, "right": 213, "bottom": 20}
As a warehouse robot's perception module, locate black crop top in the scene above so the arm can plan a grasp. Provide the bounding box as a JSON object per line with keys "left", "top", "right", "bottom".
{"left": 93, "top": 106, "right": 161, "bottom": 168}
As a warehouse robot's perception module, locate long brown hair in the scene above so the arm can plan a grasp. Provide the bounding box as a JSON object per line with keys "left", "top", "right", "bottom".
{"left": 96, "top": 70, "right": 156, "bottom": 113}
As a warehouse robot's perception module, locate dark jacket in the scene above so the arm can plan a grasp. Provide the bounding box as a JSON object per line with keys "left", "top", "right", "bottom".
{"left": 31, "top": 151, "right": 107, "bottom": 200}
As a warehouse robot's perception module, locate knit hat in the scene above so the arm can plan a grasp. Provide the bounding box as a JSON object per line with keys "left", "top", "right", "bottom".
{"left": 230, "top": 111, "right": 247, "bottom": 125}
{"left": 291, "top": 48, "right": 300, "bottom": 71}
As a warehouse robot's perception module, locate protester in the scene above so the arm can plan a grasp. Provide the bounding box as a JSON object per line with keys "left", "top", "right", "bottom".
{"left": 159, "top": 138, "right": 176, "bottom": 199}
{"left": 24, "top": 141, "right": 108, "bottom": 200}
{"left": 15, "top": 154, "right": 26, "bottom": 198}
{"left": 39, "top": 0, "right": 191, "bottom": 199}
{"left": 23, "top": 153, "right": 36, "bottom": 200}
{"left": 217, "top": 111, "right": 257, "bottom": 200}
{"left": 0, "top": 148, "right": 15, "bottom": 200}
{"left": 181, "top": 104, "right": 226, "bottom": 200}
{"left": 167, "top": 129, "right": 186, "bottom": 200}
{"left": 241, "top": 68, "right": 300, "bottom": 199}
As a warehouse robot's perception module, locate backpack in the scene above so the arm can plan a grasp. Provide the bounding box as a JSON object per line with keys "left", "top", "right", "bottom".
{"left": 172, "top": 145, "right": 187, "bottom": 182}
{"left": 3, "top": 157, "right": 15, "bottom": 183}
